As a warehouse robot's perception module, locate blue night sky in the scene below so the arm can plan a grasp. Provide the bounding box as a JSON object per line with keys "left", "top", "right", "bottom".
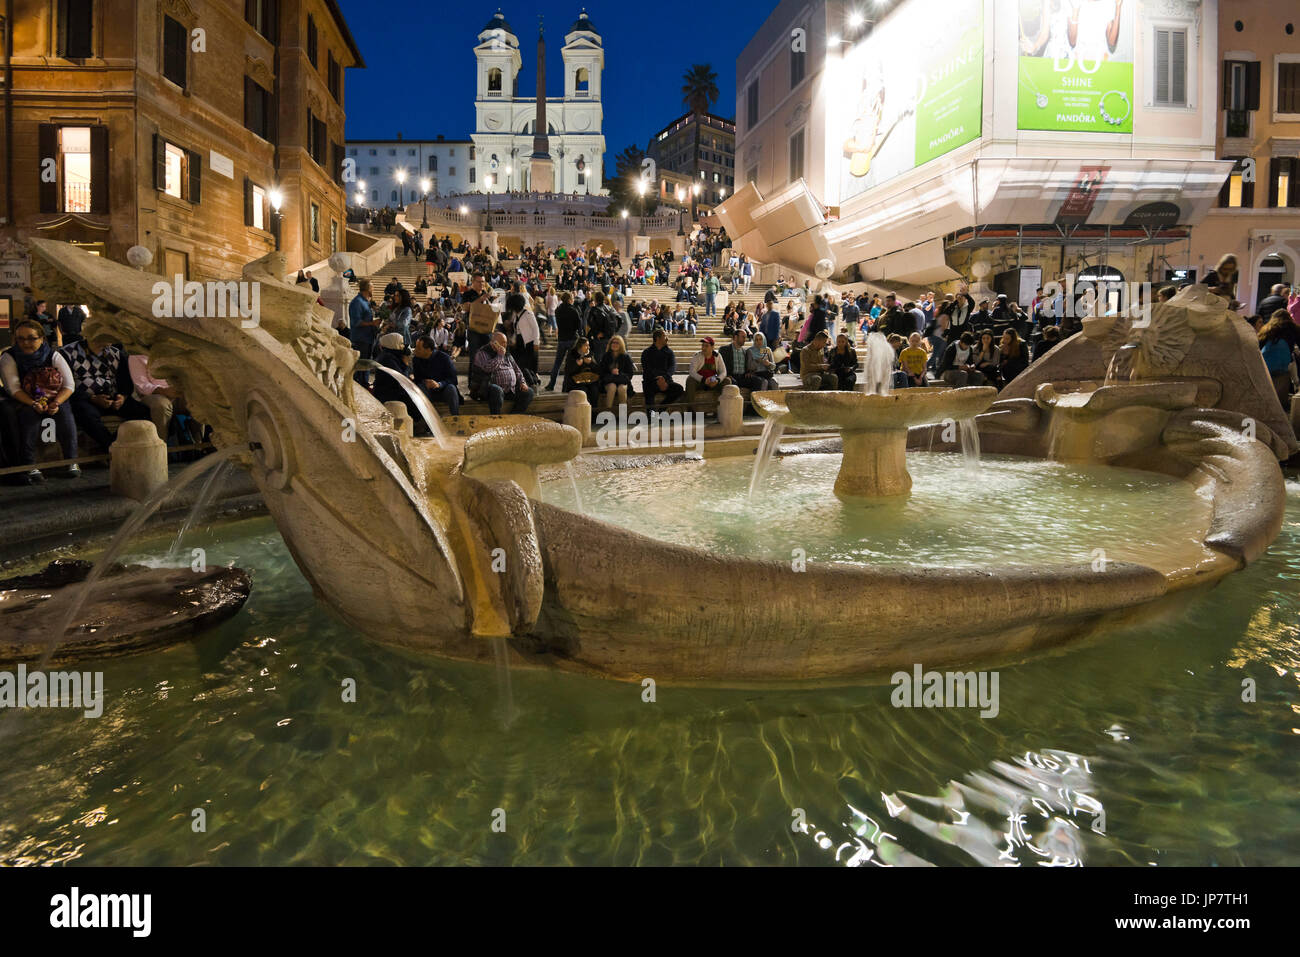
{"left": 338, "top": 0, "right": 777, "bottom": 154}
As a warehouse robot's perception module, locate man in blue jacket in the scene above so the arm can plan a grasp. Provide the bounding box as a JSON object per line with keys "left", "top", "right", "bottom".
{"left": 412, "top": 336, "right": 461, "bottom": 415}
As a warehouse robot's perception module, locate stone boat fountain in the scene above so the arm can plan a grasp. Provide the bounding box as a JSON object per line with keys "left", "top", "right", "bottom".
{"left": 28, "top": 240, "right": 1294, "bottom": 683}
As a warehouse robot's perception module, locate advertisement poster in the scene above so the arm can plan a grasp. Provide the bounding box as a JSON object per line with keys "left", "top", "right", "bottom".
{"left": 838, "top": 0, "right": 984, "bottom": 203}
{"left": 1017, "top": 0, "right": 1135, "bottom": 133}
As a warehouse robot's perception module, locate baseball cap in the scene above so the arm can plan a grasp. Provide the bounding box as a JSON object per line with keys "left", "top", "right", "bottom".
{"left": 700, "top": 336, "right": 715, "bottom": 345}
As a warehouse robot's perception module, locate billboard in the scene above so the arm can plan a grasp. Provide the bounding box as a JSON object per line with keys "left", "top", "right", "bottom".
{"left": 1017, "top": 0, "right": 1135, "bottom": 133}
{"left": 838, "top": 0, "right": 984, "bottom": 203}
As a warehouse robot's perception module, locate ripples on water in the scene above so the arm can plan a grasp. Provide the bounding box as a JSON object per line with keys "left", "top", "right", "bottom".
{"left": 0, "top": 471, "right": 1297, "bottom": 866}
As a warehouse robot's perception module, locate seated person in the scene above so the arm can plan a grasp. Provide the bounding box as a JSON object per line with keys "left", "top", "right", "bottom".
{"left": 412, "top": 335, "right": 461, "bottom": 416}
{"left": 0, "top": 318, "right": 79, "bottom": 482}
{"left": 828, "top": 334, "right": 859, "bottom": 391}
{"left": 799, "top": 331, "right": 837, "bottom": 390}
{"left": 563, "top": 336, "right": 602, "bottom": 411}
{"left": 898, "top": 333, "right": 930, "bottom": 388}
{"left": 60, "top": 335, "right": 152, "bottom": 452}
{"left": 598, "top": 335, "right": 636, "bottom": 412}
{"left": 128, "top": 353, "right": 187, "bottom": 441}
{"left": 939, "top": 332, "right": 985, "bottom": 387}
{"left": 469, "top": 332, "right": 534, "bottom": 416}
{"left": 686, "top": 336, "right": 732, "bottom": 403}
{"left": 720, "top": 330, "right": 771, "bottom": 392}
{"left": 745, "top": 333, "right": 779, "bottom": 390}
{"left": 640, "top": 330, "right": 686, "bottom": 411}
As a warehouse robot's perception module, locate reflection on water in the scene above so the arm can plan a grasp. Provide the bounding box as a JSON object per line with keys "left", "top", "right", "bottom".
{"left": 0, "top": 481, "right": 1297, "bottom": 866}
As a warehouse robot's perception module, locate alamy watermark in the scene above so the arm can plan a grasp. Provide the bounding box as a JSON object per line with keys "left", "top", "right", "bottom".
{"left": 1039, "top": 274, "right": 1154, "bottom": 328}
{"left": 890, "top": 663, "right": 999, "bottom": 718}
{"left": 0, "top": 665, "right": 103, "bottom": 718}
{"left": 152, "top": 274, "right": 260, "bottom": 328}
{"left": 593, "top": 408, "right": 707, "bottom": 457}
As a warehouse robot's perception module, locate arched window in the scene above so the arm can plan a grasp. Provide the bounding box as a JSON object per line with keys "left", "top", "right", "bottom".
{"left": 488, "top": 68, "right": 502, "bottom": 93}
{"left": 575, "top": 67, "right": 589, "bottom": 94}
{"left": 390, "top": 190, "right": 397, "bottom": 202}
{"left": 371, "top": 189, "right": 378, "bottom": 201}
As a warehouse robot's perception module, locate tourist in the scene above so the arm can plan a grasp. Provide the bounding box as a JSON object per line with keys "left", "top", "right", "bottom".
{"left": 349, "top": 279, "right": 380, "bottom": 386}
{"left": 1259, "top": 310, "right": 1300, "bottom": 409}
{"left": 829, "top": 334, "right": 859, "bottom": 391}
{"left": 389, "top": 288, "right": 414, "bottom": 347}
{"left": 973, "top": 330, "right": 1001, "bottom": 386}
{"left": 505, "top": 291, "right": 540, "bottom": 383}
{"left": 563, "top": 336, "right": 601, "bottom": 409}
{"left": 61, "top": 335, "right": 152, "bottom": 452}
{"left": 799, "top": 331, "right": 837, "bottom": 390}
{"left": 760, "top": 299, "right": 782, "bottom": 352}
{"left": 720, "top": 330, "right": 760, "bottom": 391}
{"left": 745, "top": 332, "right": 779, "bottom": 390}
{"left": 686, "top": 336, "right": 732, "bottom": 403}
{"left": 461, "top": 272, "right": 494, "bottom": 358}
{"left": 641, "top": 329, "right": 685, "bottom": 412}
{"left": 585, "top": 291, "right": 618, "bottom": 363}
{"left": 841, "top": 296, "right": 861, "bottom": 345}
{"left": 30, "top": 300, "right": 56, "bottom": 344}
{"left": 682, "top": 306, "right": 699, "bottom": 336}
{"left": 1032, "top": 326, "right": 1063, "bottom": 362}
{"left": 599, "top": 335, "right": 636, "bottom": 413}
{"left": 0, "top": 319, "right": 79, "bottom": 482}
{"left": 470, "top": 331, "right": 533, "bottom": 415}
{"left": 898, "top": 333, "right": 930, "bottom": 388}
{"left": 1257, "top": 283, "right": 1291, "bottom": 321}
{"left": 373, "top": 333, "right": 419, "bottom": 421}
{"left": 940, "top": 332, "right": 984, "bottom": 387}
{"left": 128, "top": 353, "right": 187, "bottom": 442}
{"left": 1203, "top": 254, "right": 1239, "bottom": 299}
{"left": 305, "top": 270, "right": 320, "bottom": 293}
{"left": 412, "top": 335, "right": 461, "bottom": 416}
{"left": 702, "top": 268, "right": 721, "bottom": 317}
{"left": 741, "top": 255, "right": 754, "bottom": 294}
{"left": 997, "top": 328, "right": 1029, "bottom": 388}
{"left": 56, "top": 302, "right": 87, "bottom": 346}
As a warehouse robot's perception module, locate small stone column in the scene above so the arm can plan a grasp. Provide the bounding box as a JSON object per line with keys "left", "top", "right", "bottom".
{"left": 718, "top": 384, "right": 743, "bottom": 436}
{"left": 563, "top": 390, "right": 592, "bottom": 446}
{"left": 109, "top": 420, "right": 169, "bottom": 501}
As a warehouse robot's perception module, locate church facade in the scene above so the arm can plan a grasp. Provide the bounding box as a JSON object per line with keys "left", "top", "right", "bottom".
{"left": 471, "top": 10, "right": 606, "bottom": 196}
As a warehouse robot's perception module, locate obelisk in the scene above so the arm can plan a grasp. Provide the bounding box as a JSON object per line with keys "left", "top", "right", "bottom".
{"left": 529, "top": 18, "right": 555, "bottom": 193}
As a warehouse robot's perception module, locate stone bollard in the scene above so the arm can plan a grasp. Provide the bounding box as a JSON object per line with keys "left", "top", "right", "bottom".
{"left": 563, "top": 390, "right": 593, "bottom": 446}
{"left": 109, "top": 420, "right": 169, "bottom": 501}
{"left": 384, "top": 401, "right": 414, "bottom": 438}
{"left": 718, "top": 384, "right": 743, "bottom": 436}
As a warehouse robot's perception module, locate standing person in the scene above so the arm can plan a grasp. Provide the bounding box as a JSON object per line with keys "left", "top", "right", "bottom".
{"left": 56, "top": 302, "right": 87, "bottom": 346}
{"left": 585, "top": 291, "right": 617, "bottom": 363}
{"left": 686, "top": 336, "right": 732, "bottom": 404}
{"left": 640, "top": 329, "right": 685, "bottom": 412}
{"left": 760, "top": 299, "right": 782, "bottom": 352}
{"left": 349, "top": 279, "right": 380, "bottom": 385}
{"left": 547, "top": 291, "right": 582, "bottom": 391}
{"left": 460, "top": 272, "right": 495, "bottom": 359}
{"left": 1259, "top": 311, "right": 1300, "bottom": 409}
{"left": 702, "top": 269, "right": 721, "bottom": 318}
{"left": 506, "top": 291, "right": 540, "bottom": 383}
{"left": 0, "top": 319, "right": 79, "bottom": 482}
{"left": 741, "top": 255, "right": 754, "bottom": 294}
{"left": 469, "top": 331, "right": 533, "bottom": 415}
{"left": 841, "top": 296, "right": 861, "bottom": 347}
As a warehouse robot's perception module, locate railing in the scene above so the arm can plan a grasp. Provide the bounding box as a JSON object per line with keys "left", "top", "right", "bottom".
{"left": 392, "top": 203, "right": 691, "bottom": 238}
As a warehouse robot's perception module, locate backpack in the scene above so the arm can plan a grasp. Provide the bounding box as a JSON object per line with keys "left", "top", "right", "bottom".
{"left": 1262, "top": 337, "right": 1292, "bottom": 373}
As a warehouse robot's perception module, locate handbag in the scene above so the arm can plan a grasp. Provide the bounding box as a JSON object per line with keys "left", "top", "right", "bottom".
{"left": 468, "top": 299, "right": 497, "bottom": 335}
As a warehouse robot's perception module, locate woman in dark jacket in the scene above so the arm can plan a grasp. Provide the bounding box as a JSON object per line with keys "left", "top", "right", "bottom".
{"left": 598, "top": 335, "right": 635, "bottom": 412}
{"left": 997, "top": 328, "right": 1029, "bottom": 388}
{"left": 973, "top": 330, "right": 1001, "bottom": 387}
{"left": 828, "top": 334, "right": 859, "bottom": 391}
{"left": 563, "top": 336, "right": 601, "bottom": 412}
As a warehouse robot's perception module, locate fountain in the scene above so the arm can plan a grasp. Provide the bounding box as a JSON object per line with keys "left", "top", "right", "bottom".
{"left": 25, "top": 239, "right": 1295, "bottom": 683}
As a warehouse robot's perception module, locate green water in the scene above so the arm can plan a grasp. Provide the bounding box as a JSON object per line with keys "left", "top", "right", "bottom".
{"left": 0, "top": 466, "right": 1297, "bottom": 866}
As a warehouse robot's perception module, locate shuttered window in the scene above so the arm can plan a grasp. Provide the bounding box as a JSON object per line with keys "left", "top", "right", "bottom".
{"left": 328, "top": 53, "right": 341, "bottom": 102}
{"left": 153, "top": 133, "right": 202, "bottom": 203}
{"left": 245, "top": 0, "right": 277, "bottom": 42}
{"left": 38, "top": 124, "right": 108, "bottom": 214}
{"left": 1269, "top": 157, "right": 1299, "bottom": 208}
{"left": 162, "top": 15, "right": 187, "bottom": 88}
{"left": 1155, "top": 28, "right": 1187, "bottom": 106}
{"left": 1218, "top": 157, "right": 1254, "bottom": 209}
{"left": 789, "top": 129, "right": 804, "bottom": 183}
{"left": 1279, "top": 62, "right": 1300, "bottom": 114}
{"left": 746, "top": 82, "right": 759, "bottom": 128}
{"left": 306, "top": 15, "right": 318, "bottom": 67}
{"left": 244, "top": 77, "right": 272, "bottom": 139}
{"left": 58, "top": 0, "right": 94, "bottom": 58}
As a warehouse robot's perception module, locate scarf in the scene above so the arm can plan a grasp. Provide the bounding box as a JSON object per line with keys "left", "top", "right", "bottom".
{"left": 9, "top": 341, "right": 53, "bottom": 379}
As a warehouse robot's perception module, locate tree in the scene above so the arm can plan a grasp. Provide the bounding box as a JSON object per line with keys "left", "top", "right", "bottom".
{"left": 680, "top": 64, "right": 719, "bottom": 219}
{"left": 604, "top": 143, "right": 648, "bottom": 219}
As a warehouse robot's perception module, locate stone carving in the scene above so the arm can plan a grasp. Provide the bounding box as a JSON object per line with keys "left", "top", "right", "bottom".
{"left": 245, "top": 56, "right": 274, "bottom": 88}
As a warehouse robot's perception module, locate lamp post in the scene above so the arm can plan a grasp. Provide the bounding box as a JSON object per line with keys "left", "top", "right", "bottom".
{"left": 637, "top": 178, "right": 647, "bottom": 220}
{"left": 420, "top": 177, "right": 431, "bottom": 228}
{"left": 486, "top": 173, "right": 495, "bottom": 230}
{"left": 269, "top": 187, "right": 283, "bottom": 251}
{"left": 676, "top": 186, "right": 686, "bottom": 236}
{"left": 506, "top": 164, "right": 513, "bottom": 193}
{"left": 692, "top": 181, "right": 701, "bottom": 223}
{"left": 395, "top": 168, "right": 407, "bottom": 214}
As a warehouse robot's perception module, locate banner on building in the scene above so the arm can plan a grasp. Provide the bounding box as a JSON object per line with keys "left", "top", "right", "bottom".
{"left": 1017, "top": 0, "right": 1135, "bottom": 133}
{"left": 837, "top": 0, "right": 984, "bottom": 203}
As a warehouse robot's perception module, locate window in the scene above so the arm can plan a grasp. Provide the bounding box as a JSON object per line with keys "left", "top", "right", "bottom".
{"left": 37, "top": 125, "right": 107, "bottom": 213}
{"left": 1218, "top": 157, "right": 1254, "bottom": 208}
{"left": 488, "top": 67, "right": 503, "bottom": 92}
{"left": 244, "top": 179, "right": 267, "bottom": 229}
{"left": 789, "top": 129, "right": 804, "bottom": 182}
{"left": 790, "top": 36, "right": 806, "bottom": 88}
{"left": 390, "top": 189, "right": 397, "bottom": 202}
{"left": 310, "top": 202, "right": 320, "bottom": 244}
{"left": 449, "top": 148, "right": 456, "bottom": 157}
{"left": 370, "top": 166, "right": 378, "bottom": 175}
{"left": 1154, "top": 28, "right": 1187, "bottom": 106}
{"left": 470, "top": 146, "right": 476, "bottom": 159}
{"left": 468, "top": 168, "right": 474, "bottom": 183}
{"left": 1278, "top": 60, "right": 1300, "bottom": 115}
{"left": 58, "top": 0, "right": 94, "bottom": 58}
{"left": 409, "top": 190, "right": 416, "bottom": 202}
{"left": 371, "top": 188, "right": 378, "bottom": 201}
{"left": 1223, "top": 60, "right": 1260, "bottom": 137}
{"left": 408, "top": 149, "right": 416, "bottom": 156}
{"left": 245, "top": 0, "right": 277, "bottom": 41}
{"left": 369, "top": 148, "right": 376, "bottom": 155}
{"left": 328, "top": 53, "right": 341, "bottom": 102}
{"left": 388, "top": 148, "right": 396, "bottom": 156}
{"left": 307, "top": 109, "right": 327, "bottom": 166}
{"left": 348, "top": 147, "right": 356, "bottom": 156}
{"left": 578, "top": 171, "right": 586, "bottom": 186}
{"left": 575, "top": 67, "right": 589, "bottom": 94}
{"left": 746, "top": 81, "right": 759, "bottom": 127}
{"left": 449, "top": 166, "right": 456, "bottom": 176}
{"left": 306, "top": 14, "right": 317, "bottom": 67}
{"left": 244, "top": 77, "right": 273, "bottom": 139}
{"left": 153, "top": 134, "right": 201, "bottom": 204}
{"left": 428, "top": 155, "right": 437, "bottom": 172}
{"left": 162, "top": 15, "right": 187, "bottom": 88}
{"left": 1270, "top": 157, "right": 1299, "bottom": 208}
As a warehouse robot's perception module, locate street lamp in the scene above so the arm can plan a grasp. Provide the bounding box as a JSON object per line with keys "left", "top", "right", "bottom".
{"left": 395, "top": 168, "right": 407, "bottom": 210}
{"left": 269, "top": 187, "right": 283, "bottom": 251}
{"left": 692, "top": 181, "right": 701, "bottom": 222}
{"left": 621, "top": 209, "right": 628, "bottom": 219}
{"left": 459, "top": 205, "right": 469, "bottom": 216}
{"left": 420, "top": 177, "right": 431, "bottom": 228}
{"left": 636, "top": 178, "right": 647, "bottom": 219}
{"left": 676, "top": 186, "right": 686, "bottom": 236}
{"left": 505, "top": 164, "right": 512, "bottom": 193}
{"left": 485, "top": 173, "right": 495, "bottom": 230}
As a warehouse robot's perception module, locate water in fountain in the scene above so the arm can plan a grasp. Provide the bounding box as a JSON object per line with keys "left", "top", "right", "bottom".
{"left": 958, "top": 418, "right": 982, "bottom": 474}
{"left": 565, "top": 461, "right": 585, "bottom": 513}
{"left": 748, "top": 411, "right": 788, "bottom": 500}
{"left": 1104, "top": 341, "right": 1141, "bottom": 386}
{"left": 493, "top": 637, "right": 517, "bottom": 729}
{"left": 862, "top": 333, "right": 895, "bottom": 395}
{"left": 166, "top": 457, "right": 236, "bottom": 561}
{"left": 361, "top": 364, "right": 448, "bottom": 448}
{"left": 22, "top": 444, "right": 249, "bottom": 693}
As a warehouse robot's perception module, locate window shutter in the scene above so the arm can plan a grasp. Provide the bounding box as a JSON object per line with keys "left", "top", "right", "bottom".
{"left": 244, "top": 177, "right": 254, "bottom": 226}
{"left": 1171, "top": 31, "right": 1186, "bottom": 105}
{"left": 1154, "top": 31, "right": 1169, "bottom": 104}
{"left": 268, "top": 0, "right": 279, "bottom": 43}
{"left": 39, "top": 124, "right": 59, "bottom": 213}
{"left": 244, "top": 77, "right": 253, "bottom": 130}
{"left": 1218, "top": 172, "right": 1230, "bottom": 208}
{"left": 1290, "top": 158, "right": 1300, "bottom": 207}
{"left": 1243, "top": 167, "right": 1254, "bottom": 208}
{"left": 1246, "top": 61, "right": 1261, "bottom": 111}
{"left": 153, "top": 133, "right": 166, "bottom": 190}
{"left": 1269, "top": 158, "right": 1280, "bottom": 207}
{"left": 306, "top": 109, "right": 313, "bottom": 160}
{"left": 89, "top": 125, "right": 109, "bottom": 213}
{"left": 187, "top": 150, "right": 202, "bottom": 204}
{"left": 1222, "top": 61, "right": 1231, "bottom": 110}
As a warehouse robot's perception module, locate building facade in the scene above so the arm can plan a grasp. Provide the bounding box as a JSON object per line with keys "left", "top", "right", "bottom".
{"left": 646, "top": 111, "right": 736, "bottom": 216}
{"left": 725, "top": 0, "right": 1236, "bottom": 305}
{"left": 0, "top": 0, "right": 363, "bottom": 333}
{"left": 346, "top": 135, "right": 476, "bottom": 205}
{"left": 470, "top": 10, "right": 606, "bottom": 197}
{"left": 1189, "top": 0, "right": 1300, "bottom": 312}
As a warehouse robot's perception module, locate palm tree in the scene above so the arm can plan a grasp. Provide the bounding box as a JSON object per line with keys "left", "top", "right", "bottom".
{"left": 681, "top": 64, "right": 719, "bottom": 219}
